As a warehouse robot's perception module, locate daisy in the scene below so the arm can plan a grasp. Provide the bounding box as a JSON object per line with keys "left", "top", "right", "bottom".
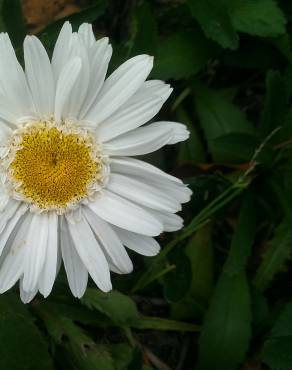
{"left": 0, "top": 22, "right": 191, "bottom": 303}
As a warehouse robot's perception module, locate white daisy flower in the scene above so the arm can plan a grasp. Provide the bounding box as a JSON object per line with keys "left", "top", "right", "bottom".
{"left": 0, "top": 22, "right": 191, "bottom": 303}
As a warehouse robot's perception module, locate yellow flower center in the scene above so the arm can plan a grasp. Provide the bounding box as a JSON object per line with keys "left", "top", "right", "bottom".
{"left": 6, "top": 121, "right": 103, "bottom": 212}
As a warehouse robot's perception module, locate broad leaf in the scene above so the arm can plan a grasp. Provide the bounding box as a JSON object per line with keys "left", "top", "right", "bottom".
{"left": 198, "top": 272, "right": 251, "bottom": 370}
{"left": 260, "top": 70, "right": 288, "bottom": 138}
{"left": 195, "top": 86, "right": 254, "bottom": 159}
{"left": 153, "top": 30, "right": 217, "bottom": 80}
{"left": 81, "top": 289, "right": 139, "bottom": 326}
{"left": 188, "top": 0, "right": 239, "bottom": 49}
{"left": 230, "top": 0, "right": 286, "bottom": 37}
{"left": 262, "top": 302, "right": 292, "bottom": 370}
{"left": 171, "top": 223, "right": 214, "bottom": 319}
{"left": 0, "top": 293, "right": 54, "bottom": 370}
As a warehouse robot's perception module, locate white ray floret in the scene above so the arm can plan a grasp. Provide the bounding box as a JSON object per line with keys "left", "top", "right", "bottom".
{"left": 0, "top": 22, "right": 191, "bottom": 303}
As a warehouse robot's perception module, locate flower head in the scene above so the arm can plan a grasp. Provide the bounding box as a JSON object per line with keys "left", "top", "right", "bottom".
{"left": 0, "top": 22, "right": 191, "bottom": 303}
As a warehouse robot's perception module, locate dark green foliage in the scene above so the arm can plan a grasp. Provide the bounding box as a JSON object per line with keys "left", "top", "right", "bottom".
{"left": 263, "top": 302, "right": 292, "bottom": 370}
{"left": 1, "top": 0, "right": 292, "bottom": 369}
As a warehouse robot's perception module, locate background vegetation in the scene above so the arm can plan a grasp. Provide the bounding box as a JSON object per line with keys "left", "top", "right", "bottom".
{"left": 1, "top": 0, "right": 292, "bottom": 369}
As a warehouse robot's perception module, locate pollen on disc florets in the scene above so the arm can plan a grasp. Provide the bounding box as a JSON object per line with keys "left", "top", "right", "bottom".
{"left": 1, "top": 119, "right": 108, "bottom": 214}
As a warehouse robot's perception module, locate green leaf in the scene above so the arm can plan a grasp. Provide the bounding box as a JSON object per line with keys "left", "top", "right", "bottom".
{"left": 198, "top": 272, "right": 251, "bottom": 370}
{"left": 195, "top": 86, "right": 254, "bottom": 159}
{"left": 81, "top": 289, "right": 139, "bottom": 326}
{"left": 0, "top": 293, "right": 54, "bottom": 370}
{"left": 230, "top": 0, "right": 286, "bottom": 37}
{"left": 35, "top": 303, "right": 115, "bottom": 370}
{"left": 176, "top": 106, "right": 206, "bottom": 163}
{"left": 262, "top": 302, "right": 292, "bottom": 370}
{"left": 130, "top": 3, "right": 158, "bottom": 56}
{"left": 133, "top": 316, "right": 199, "bottom": 332}
{"left": 254, "top": 222, "right": 292, "bottom": 291}
{"left": 162, "top": 248, "right": 192, "bottom": 302}
{"left": 2, "top": 0, "right": 26, "bottom": 49}
{"left": 188, "top": 0, "right": 239, "bottom": 49}
{"left": 152, "top": 29, "right": 217, "bottom": 80}
{"left": 224, "top": 192, "right": 257, "bottom": 275}
{"left": 260, "top": 70, "right": 288, "bottom": 138}
{"left": 110, "top": 343, "right": 133, "bottom": 369}
{"left": 172, "top": 223, "right": 214, "bottom": 319}
{"left": 198, "top": 196, "right": 254, "bottom": 370}
{"left": 211, "top": 133, "right": 260, "bottom": 163}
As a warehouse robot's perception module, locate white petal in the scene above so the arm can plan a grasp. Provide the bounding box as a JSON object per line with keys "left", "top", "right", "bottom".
{"left": 156, "top": 121, "right": 190, "bottom": 144}
{"left": 63, "top": 33, "right": 90, "bottom": 119}
{"left": 23, "top": 213, "right": 49, "bottom": 292}
{"left": 103, "top": 122, "right": 173, "bottom": 156}
{"left": 84, "top": 55, "right": 153, "bottom": 125}
{"left": 103, "top": 121, "right": 189, "bottom": 156}
{"left": 0, "top": 204, "right": 27, "bottom": 256}
{"left": 89, "top": 189, "right": 163, "bottom": 236}
{"left": 78, "top": 23, "right": 95, "bottom": 48}
{"left": 111, "top": 157, "right": 193, "bottom": 204}
{"left": 54, "top": 57, "right": 82, "bottom": 122}
{"left": 52, "top": 21, "right": 73, "bottom": 80}
{"left": 148, "top": 209, "right": 184, "bottom": 232}
{"left": 107, "top": 173, "right": 181, "bottom": 212}
{"left": 113, "top": 226, "right": 160, "bottom": 256}
{"left": 97, "top": 81, "right": 172, "bottom": 142}
{"left": 83, "top": 207, "right": 133, "bottom": 273}
{"left": 19, "top": 279, "right": 37, "bottom": 303}
{"left": 110, "top": 157, "right": 182, "bottom": 184}
{"left": 0, "top": 213, "right": 32, "bottom": 293}
{"left": 24, "top": 35, "right": 55, "bottom": 117}
{"left": 0, "top": 199, "right": 20, "bottom": 234}
{"left": 60, "top": 217, "right": 88, "bottom": 298}
{"left": 0, "top": 33, "right": 35, "bottom": 122}
{"left": 0, "top": 123, "right": 12, "bottom": 146}
{"left": 66, "top": 214, "right": 112, "bottom": 292}
{"left": 79, "top": 38, "right": 112, "bottom": 118}
{"left": 38, "top": 212, "right": 58, "bottom": 297}
{"left": 0, "top": 190, "right": 9, "bottom": 212}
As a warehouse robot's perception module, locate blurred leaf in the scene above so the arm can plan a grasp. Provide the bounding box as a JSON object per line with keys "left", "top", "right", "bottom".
{"left": 133, "top": 316, "right": 199, "bottom": 332}
{"left": 176, "top": 106, "right": 206, "bottom": 163}
{"left": 254, "top": 222, "right": 292, "bottom": 291}
{"left": 36, "top": 303, "right": 115, "bottom": 370}
{"left": 188, "top": 0, "right": 239, "bottom": 49}
{"left": 172, "top": 223, "right": 214, "bottom": 319}
{"left": 260, "top": 70, "right": 288, "bottom": 138}
{"left": 198, "top": 272, "right": 251, "bottom": 370}
{"left": 224, "top": 192, "right": 257, "bottom": 275}
{"left": 230, "top": 0, "right": 286, "bottom": 37}
{"left": 110, "top": 343, "right": 133, "bottom": 369}
{"left": 152, "top": 29, "right": 217, "bottom": 80}
{"left": 82, "top": 289, "right": 139, "bottom": 326}
{"left": 198, "top": 194, "right": 254, "bottom": 370}
{"left": 195, "top": 86, "right": 254, "bottom": 159}
{"left": 2, "top": 0, "right": 26, "bottom": 48}
{"left": 130, "top": 3, "right": 158, "bottom": 56}
{"left": 0, "top": 0, "right": 5, "bottom": 33}
{"left": 38, "top": 1, "right": 108, "bottom": 53}
{"left": 0, "top": 293, "right": 54, "bottom": 370}
{"left": 162, "top": 248, "right": 192, "bottom": 302}
{"left": 262, "top": 302, "right": 292, "bottom": 370}
{"left": 211, "top": 133, "right": 260, "bottom": 163}
{"left": 251, "top": 288, "right": 269, "bottom": 328}
{"left": 223, "top": 38, "right": 285, "bottom": 69}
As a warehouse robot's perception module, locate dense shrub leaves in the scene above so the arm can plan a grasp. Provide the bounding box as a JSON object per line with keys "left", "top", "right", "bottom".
{"left": 0, "top": 0, "right": 291, "bottom": 369}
